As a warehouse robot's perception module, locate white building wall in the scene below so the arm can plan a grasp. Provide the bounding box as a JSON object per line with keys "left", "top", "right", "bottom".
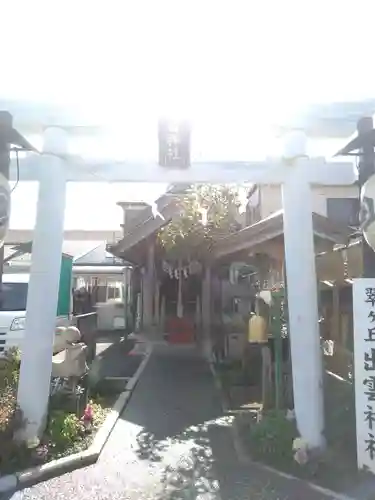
{"left": 259, "top": 184, "right": 359, "bottom": 219}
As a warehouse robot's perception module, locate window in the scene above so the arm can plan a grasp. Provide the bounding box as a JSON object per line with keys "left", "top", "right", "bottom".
{"left": 107, "top": 284, "right": 121, "bottom": 300}
{"left": 0, "top": 282, "right": 28, "bottom": 311}
{"left": 96, "top": 285, "right": 107, "bottom": 303}
{"left": 326, "top": 198, "right": 360, "bottom": 227}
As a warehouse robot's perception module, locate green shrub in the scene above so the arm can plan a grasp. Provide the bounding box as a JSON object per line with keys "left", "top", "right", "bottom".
{"left": 0, "top": 386, "right": 23, "bottom": 436}
{"left": 0, "top": 349, "right": 26, "bottom": 471}
{"left": 47, "top": 410, "right": 83, "bottom": 449}
{"left": 0, "top": 348, "right": 21, "bottom": 389}
{"left": 246, "top": 410, "right": 298, "bottom": 465}
{"left": 0, "top": 348, "right": 23, "bottom": 440}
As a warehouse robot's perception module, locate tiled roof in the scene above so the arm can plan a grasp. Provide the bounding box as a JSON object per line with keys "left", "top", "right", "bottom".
{"left": 74, "top": 243, "right": 124, "bottom": 265}
{"left": 4, "top": 240, "right": 124, "bottom": 265}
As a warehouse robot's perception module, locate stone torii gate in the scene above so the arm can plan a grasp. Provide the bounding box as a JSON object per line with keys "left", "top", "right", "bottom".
{"left": 15, "top": 126, "right": 356, "bottom": 451}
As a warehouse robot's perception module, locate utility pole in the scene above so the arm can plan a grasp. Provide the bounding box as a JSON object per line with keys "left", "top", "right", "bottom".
{"left": 0, "top": 111, "right": 37, "bottom": 284}
{"left": 0, "top": 111, "right": 11, "bottom": 176}
{"left": 336, "top": 116, "right": 375, "bottom": 277}
{"left": 0, "top": 112, "right": 12, "bottom": 284}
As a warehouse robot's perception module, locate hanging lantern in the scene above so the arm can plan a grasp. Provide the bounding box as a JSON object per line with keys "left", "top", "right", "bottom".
{"left": 360, "top": 173, "right": 375, "bottom": 251}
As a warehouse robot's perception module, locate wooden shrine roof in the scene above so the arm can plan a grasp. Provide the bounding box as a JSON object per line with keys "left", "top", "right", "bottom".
{"left": 211, "top": 210, "right": 352, "bottom": 262}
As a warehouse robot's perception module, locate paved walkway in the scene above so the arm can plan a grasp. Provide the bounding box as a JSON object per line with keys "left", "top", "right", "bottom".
{"left": 8, "top": 343, "right": 338, "bottom": 500}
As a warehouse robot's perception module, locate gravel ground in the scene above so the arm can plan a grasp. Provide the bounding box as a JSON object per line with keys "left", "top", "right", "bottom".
{"left": 5, "top": 344, "right": 337, "bottom": 500}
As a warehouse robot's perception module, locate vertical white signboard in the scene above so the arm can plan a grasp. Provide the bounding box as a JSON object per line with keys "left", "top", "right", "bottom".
{"left": 353, "top": 279, "right": 375, "bottom": 472}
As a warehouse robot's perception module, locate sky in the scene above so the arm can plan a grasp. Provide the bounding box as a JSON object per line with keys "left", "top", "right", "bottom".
{"left": 2, "top": 0, "right": 375, "bottom": 229}
{"left": 9, "top": 182, "right": 168, "bottom": 230}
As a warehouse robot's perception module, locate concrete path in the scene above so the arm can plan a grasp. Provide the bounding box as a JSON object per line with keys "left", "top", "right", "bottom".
{"left": 7, "top": 343, "right": 338, "bottom": 500}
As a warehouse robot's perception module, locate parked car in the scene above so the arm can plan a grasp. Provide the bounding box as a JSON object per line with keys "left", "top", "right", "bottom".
{"left": 0, "top": 273, "right": 71, "bottom": 354}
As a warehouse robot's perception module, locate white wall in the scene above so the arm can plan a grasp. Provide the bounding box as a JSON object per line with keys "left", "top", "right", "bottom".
{"left": 310, "top": 185, "right": 359, "bottom": 216}
{"left": 259, "top": 184, "right": 359, "bottom": 219}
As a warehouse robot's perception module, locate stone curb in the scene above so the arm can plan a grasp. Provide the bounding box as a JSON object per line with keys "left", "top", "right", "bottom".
{"left": 207, "top": 360, "right": 357, "bottom": 500}
{"left": 0, "top": 342, "right": 153, "bottom": 494}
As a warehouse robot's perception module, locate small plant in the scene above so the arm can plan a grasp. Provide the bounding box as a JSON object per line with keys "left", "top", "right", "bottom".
{"left": 0, "top": 348, "right": 21, "bottom": 389}
{"left": 81, "top": 402, "right": 94, "bottom": 431}
{"left": 0, "top": 386, "right": 24, "bottom": 436}
{"left": 47, "top": 410, "right": 83, "bottom": 449}
{"left": 0, "top": 348, "right": 27, "bottom": 471}
{"left": 247, "top": 409, "right": 298, "bottom": 465}
{"left": 0, "top": 348, "right": 24, "bottom": 440}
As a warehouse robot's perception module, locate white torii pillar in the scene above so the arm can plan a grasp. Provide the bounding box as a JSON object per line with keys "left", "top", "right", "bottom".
{"left": 281, "top": 132, "right": 326, "bottom": 449}
{"left": 17, "top": 128, "right": 67, "bottom": 440}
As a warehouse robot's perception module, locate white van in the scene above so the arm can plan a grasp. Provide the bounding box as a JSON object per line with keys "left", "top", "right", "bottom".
{"left": 0, "top": 273, "right": 70, "bottom": 354}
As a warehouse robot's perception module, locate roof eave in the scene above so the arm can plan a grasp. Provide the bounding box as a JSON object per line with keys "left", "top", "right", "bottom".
{"left": 212, "top": 211, "right": 351, "bottom": 261}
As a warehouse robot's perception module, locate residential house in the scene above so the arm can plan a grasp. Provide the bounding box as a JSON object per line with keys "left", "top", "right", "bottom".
{"left": 246, "top": 183, "right": 359, "bottom": 228}
{"left": 4, "top": 239, "right": 128, "bottom": 309}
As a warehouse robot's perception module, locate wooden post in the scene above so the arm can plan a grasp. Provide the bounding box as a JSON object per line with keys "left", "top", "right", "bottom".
{"left": 177, "top": 260, "right": 183, "bottom": 318}
{"left": 332, "top": 282, "right": 340, "bottom": 342}
{"left": 202, "top": 265, "right": 212, "bottom": 357}
{"left": 154, "top": 281, "right": 160, "bottom": 327}
{"left": 261, "top": 345, "right": 272, "bottom": 408}
{"left": 202, "top": 266, "right": 211, "bottom": 335}
{"left": 160, "top": 295, "right": 166, "bottom": 333}
{"left": 195, "top": 294, "right": 202, "bottom": 329}
{"left": 143, "top": 243, "right": 155, "bottom": 330}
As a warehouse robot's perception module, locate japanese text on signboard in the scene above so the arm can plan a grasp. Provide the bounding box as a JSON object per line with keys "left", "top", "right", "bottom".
{"left": 363, "top": 287, "right": 375, "bottom": 460}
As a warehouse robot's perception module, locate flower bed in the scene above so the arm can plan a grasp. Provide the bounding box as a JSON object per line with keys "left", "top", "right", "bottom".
{"left": 0, "top": 349, "right": 113, "bottom": 477}
{"left": 213, "top": 353, "right": 370, "bottom": 494}
{"left": 236, "top": 403, "right": 368, "bottom": 494}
